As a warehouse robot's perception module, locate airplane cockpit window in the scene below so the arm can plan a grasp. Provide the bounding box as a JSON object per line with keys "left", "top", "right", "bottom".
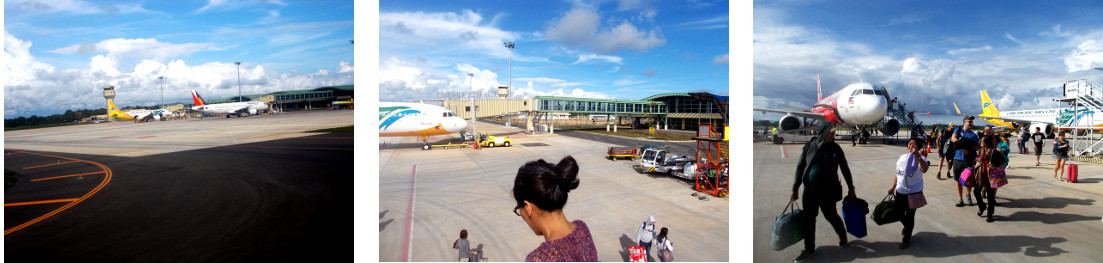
{"left": 874, "top": 89, "right": 883, "bottom": 95}
{"left": 851, "top": 90, "right": 861, "bottom": 96}
{"left": 863, "top": 89, "right": 875, "bottom": 95}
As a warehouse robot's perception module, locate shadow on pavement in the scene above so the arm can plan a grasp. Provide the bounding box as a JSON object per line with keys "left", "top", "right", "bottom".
{"left": 1001, "top": 197, "right": 1095, "bottom": 209}
{"left": 1002, "top": 211, "right": 1102, "bottom": 225}
{"left": 822, "top": 232, "right": 1068, "bottom": 261}
{"left": 380, "top": 210, "right": 394, "bottom": 232}
{"left": 618, "top": 234, "right": 634, "bottom": 262}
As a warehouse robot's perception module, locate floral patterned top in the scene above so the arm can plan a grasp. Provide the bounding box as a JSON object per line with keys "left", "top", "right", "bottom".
{"left": 525, "top": 220, "right": 598, "bottom": 262}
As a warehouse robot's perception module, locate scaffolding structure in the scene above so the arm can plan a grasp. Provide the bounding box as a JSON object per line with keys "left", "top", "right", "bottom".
{"left": 693, "top": 124, "right": 729, "bottom": 197}
{"left": 1055, "top": 79, "right": 1103, "bottom": 161}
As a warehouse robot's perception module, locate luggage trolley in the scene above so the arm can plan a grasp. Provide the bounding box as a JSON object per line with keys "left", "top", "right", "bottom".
{"left": 694, "top": 124, "right": 729, "bottom": 197}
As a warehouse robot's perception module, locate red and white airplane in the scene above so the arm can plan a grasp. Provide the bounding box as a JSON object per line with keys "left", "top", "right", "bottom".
{"left": 755, "top": 75, "right": 899, "bottom": 135}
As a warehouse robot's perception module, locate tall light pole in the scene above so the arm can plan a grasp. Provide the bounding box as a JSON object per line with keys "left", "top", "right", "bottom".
{"left": 504, "top": 42, "right": 514, "bottom": 98}
{"left": 234, "top": 62, "right": 242, "bottom": 102}
{"left": 158, "top": 76, "right": 164, "bottom": 109}
{"left": 468, "top": 73, "right": 476, "bottom": 143}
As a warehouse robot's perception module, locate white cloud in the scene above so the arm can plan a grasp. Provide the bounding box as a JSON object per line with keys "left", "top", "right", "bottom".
{"left": 337, "top": 61, "right": 354, "bottom": 73}
{"left": 3, "top": 32, "right": 349, "bottom": 117}
{"left": 515, "top": 77, "right": 566, "bottom": 83}
{"left": 674, "top": 15, "right": 728, "bottom": 30}
{"left": 1064, "top": 39, "right": 1103, "bottom": 72}
{"left": 196, "top": 0, "right": 287, "bottom": 13}
{"left": 712, "top": 53, "right": 728, "bottom": 65}
{"left": 1006, "top": 33, "right": 1024, "bottom": 45}
{"left": 947, "top": 45, "right": 993, "bottom": 56}
{"left": 545, "top": 8, "right": 666, "bottom": 53}
{"left": 572, "top": 54, "right": 624, "bottom": 65}
{"left": 46, "top": 38, "right": 218, "bottom": 68}
{"left": 379, "top": 10, "right": 521, "bottom": 61}
{"left": 613, "top": 79, "right": 646, "bottom": 86}
{"left": 6, "top": 0, "right": 161, "bottom": 16}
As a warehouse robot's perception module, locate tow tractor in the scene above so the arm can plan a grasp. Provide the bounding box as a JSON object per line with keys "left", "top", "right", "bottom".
{"left": 637, "top": 148, "right": 696, "bottom": 180}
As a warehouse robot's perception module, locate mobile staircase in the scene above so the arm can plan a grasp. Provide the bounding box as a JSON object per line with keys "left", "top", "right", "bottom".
{"left": 1057, "top": 79, "right": 1103, "bottom": 162}
{"left": 884, "top": 100, "right": 926, "bottom": 144}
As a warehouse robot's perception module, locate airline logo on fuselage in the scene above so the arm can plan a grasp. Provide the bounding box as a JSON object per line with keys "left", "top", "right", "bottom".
{"left": 379, "top": 106, "right": 419, "bottom": 131}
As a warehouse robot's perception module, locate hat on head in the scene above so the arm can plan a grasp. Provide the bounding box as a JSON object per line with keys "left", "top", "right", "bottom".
{"left": 963, "top": 115, "right": 975, "bottom": 122}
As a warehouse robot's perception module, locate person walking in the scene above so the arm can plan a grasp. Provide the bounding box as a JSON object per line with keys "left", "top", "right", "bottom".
{"left": 655, "top": 227, "right": 674, "bottom": 262}
{"left": 1018, "top": 127, "right": 1030, "bottom": 154}
{"left": 453, "top": 229, "right": 477, "bottom": 262}
{"left": 974, "top": 136, "right": 1006, "bottom": 222}
{"left": 1053, "top": 131, "right": 1070, "bottom": 181}
{"left": 951, "top": 116, "right": 980, "bottom": 207}
{"left": 1032, "top": 127, "right": 1046, "bottom": 166}
{"left": 890, "top": 138, "right": 929, "bottom": 249}
{"left": 998, "top": 135, "right": 1011, "bottom": 169}
{"left": 936, "top": 123, "right": 955, "bottom": 180}
{"left": 512, "top": 156, "right": 598, "bottom": 262}
{"left": 637, "top": 216, "right": 657, "bottom": 261}
{"left": 791, "top": 122, "right": 856, "bottom": 263}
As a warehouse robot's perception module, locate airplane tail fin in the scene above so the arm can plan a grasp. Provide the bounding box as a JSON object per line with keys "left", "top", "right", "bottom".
{"left": 816, "top": 73, "right": 822, "bottom": 101}
{"left": 191, "top": 90, "right": 207, "bottom": 106}
{"left": 980, "top": 90, "right": 1000, "bottom": 117}
{"left": 953, "top": 102, "right": 963, "bottom": 115}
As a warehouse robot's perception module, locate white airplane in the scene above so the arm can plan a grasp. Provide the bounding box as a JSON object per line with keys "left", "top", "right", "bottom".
{"left": 106, "top": 99, "right": 172, "bottom": 121}
{"left": 952, "top": 90, "right": 1103, "bottom": 137}
{"left": 379, "top": 102, "right": 469, "bottom": 150}
{"left": 190, "top": 90, "right": 269, "bottom": 118}
{"left": 754, "top": 75, "right": 898, "bottom": 135}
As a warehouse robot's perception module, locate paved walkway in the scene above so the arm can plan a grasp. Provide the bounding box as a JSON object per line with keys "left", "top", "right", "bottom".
{"left": 754, "top": 141, "right": 1103, "bottom": 262}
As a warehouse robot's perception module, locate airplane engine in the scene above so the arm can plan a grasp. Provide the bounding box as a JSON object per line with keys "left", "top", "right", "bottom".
{"left": 1029, "top": 123, "right": 1054, "bottom": 138}
{"left": 248, "top": 108, "right": 258, "bottom": 115}
{"left": 153, "top": 115, "right": 161, "bottom": 121}
{"left": 778, "top": 115, "right": 803, "bottom": 132}
{"left": 878, "top": 117, "right": 901, "bottom": 136}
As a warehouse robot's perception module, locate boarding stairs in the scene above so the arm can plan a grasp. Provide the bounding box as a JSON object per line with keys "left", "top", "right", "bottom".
{"left": 886, "top": 101, "right": 925, "bottom": 143}
{"left": 1063, "top": 80, "right": 1103, "bottom": 158}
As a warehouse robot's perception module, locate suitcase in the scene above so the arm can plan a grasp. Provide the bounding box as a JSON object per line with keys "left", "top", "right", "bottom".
{"left": 1067, "top": 164, "right": 1078, "bottom": 183}
{"left": 842, "top": 196, "right": 868, "bottom": 238}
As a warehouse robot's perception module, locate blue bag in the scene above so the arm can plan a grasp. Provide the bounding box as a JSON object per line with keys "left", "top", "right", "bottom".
{"left": 842, "top": 196, "right": 868, "bottom": 238}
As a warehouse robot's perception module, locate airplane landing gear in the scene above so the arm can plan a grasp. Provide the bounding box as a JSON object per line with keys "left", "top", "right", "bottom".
{"left": 421, "top": 136, "right": 431, "bottom": 150}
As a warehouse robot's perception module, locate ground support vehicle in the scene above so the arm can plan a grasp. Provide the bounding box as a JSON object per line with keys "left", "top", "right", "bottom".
{"left": 608, "top": 147, "right": 638, "bottom": 161}
{"left": 476, "top": 133, "right": 512, "bottom": 148}
{"left": 637, "top": 148, "right": 695, "bottom": 180}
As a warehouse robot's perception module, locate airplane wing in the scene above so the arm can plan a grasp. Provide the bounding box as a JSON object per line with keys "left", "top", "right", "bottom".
{"left": 752, "top": 108, "right": 827, "bottom": 121}
{"left": 226, "top": 106, "right": 251, "bottom": 115}
{"left": 953, "top": 102, "right": 1045, "bottom": 126}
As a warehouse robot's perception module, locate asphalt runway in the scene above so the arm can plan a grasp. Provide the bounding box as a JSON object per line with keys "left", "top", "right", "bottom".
{"left": 4, "top": 111, "right": 352, "bottom": 262}
{"left": 753, "top": 140, "right": 1103, "bottom": 262}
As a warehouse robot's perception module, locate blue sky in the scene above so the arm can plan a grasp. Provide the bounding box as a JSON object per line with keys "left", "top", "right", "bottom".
{"left": 378, "top": 0, "right": 729, "bottom": 102}
{"left": 3, "top": 0, "right": 353, "bottom": 118}
{"left": 754, "top": 0, "right": 1103, "bottom": 121}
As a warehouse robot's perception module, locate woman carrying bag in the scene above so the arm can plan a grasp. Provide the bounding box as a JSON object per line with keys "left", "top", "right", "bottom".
{"left": 655, "top": 227, "right": 674, "bottom": 262}
{"left": 889, "top": 138, "right": 928, "bottom": 249}
{"left": 974, "top": 136, "right": 1007, "bottom": 222}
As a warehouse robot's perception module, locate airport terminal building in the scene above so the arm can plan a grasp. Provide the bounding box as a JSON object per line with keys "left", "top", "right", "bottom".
{"left": 164, "top": 85, "right": 354, "bottom": 116}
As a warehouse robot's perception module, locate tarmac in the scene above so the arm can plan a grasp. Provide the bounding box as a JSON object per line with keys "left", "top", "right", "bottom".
{"left": 378, "top": 121, "right": 729, "bottom": 261}
{"left": 4, "top": 110, "right": 354, "bottom": 262}
{"left": 753, "top": 138, "right": 1103, "bottom": 262}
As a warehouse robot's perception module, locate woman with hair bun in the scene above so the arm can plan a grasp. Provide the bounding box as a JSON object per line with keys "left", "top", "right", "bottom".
{"left": 512, "top": 156, "right": 598, "bottom": 262}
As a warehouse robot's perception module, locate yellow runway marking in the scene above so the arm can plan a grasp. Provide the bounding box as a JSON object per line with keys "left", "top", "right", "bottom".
{"left": 22, "top": 160, "right": 80, "bottom": 170}
{"left": 5, "top": 199, "right": 79, "bottom": 207}
{"left": 30, "top": 171, "right": 106, "bottom": 182}
{"left": 4, "top": 150, "right": 113, "bottom": 235}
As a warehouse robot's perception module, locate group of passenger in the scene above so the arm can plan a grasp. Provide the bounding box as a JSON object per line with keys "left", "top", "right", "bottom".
{"left": 787, "top": 115, "right": 1052, "bottom": 262}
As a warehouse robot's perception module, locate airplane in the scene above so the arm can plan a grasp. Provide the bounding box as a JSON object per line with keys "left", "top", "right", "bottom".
{"left": 190, "top": 90, "right": 270, "bottom": 118}
{"left": 379, "top": 102, "right": 469, "bottom": 150}
{"left": 754, "top": 74, "right": 900, "bottom": 136}
{"left": 107, "top": 99, "right": 172, "bottom": 121}
{"left": 952, "top": 90, "right": 1103, "bottom": 137}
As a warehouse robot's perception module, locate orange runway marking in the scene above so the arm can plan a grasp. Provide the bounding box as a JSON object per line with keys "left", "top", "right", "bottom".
{"left": 23, "top": 160, "right": 80, "bottom": 170}
{"left": 5, "top": 199, "right": 79, "bottom": 207}
{"left": 301, "top": 137, "right": 354, "bottom": 139}
{"left": 4, "top": 150, "right": 112, "bottom": 235}
{"left": 31, "top": 171, "right": 106, "bottom": 182}
{"left": 101, "top": 136, "right": 117, "bottom": 139}
{"left": 137, "top": 136, "right": 156, "bottom": 139}
{"left": 224, "top": 145, "right": 353, "bottom": 151}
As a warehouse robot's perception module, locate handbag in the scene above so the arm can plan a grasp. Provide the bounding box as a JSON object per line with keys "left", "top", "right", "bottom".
{"left": 841, "top": 196, "right": 868, "bottom": 238}
{"left": 871, "top": 192, "right": 902, "bottom": 225}
{"left": 659, "top": 245, "right": 673, "bottom": 262}
{"left": 989, "top": 166, "right": 1008, "bottom": 188}
{"left": 904, "top": 164, "right": 926, "bottom": 209}
{"left": 770, "top": 200, "right": 804, "bottom": 251}
{"left": 959, "top": 167, "right": 975, "bottom": 187}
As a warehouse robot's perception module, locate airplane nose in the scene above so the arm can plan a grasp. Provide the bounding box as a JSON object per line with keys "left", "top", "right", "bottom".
{"left": 447, "top": 117, "right": 468, "bottom": 133}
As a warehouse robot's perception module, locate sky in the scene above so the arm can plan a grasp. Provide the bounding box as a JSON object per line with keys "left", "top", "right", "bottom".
{"left": 378, "top": 0, "right": 729, "bottom": 102}
{"left": 3, "top": 0, "right": 354, "bottom": 118}
{"left": 753, "top": 0, "right": 1103, "bottom": 122}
